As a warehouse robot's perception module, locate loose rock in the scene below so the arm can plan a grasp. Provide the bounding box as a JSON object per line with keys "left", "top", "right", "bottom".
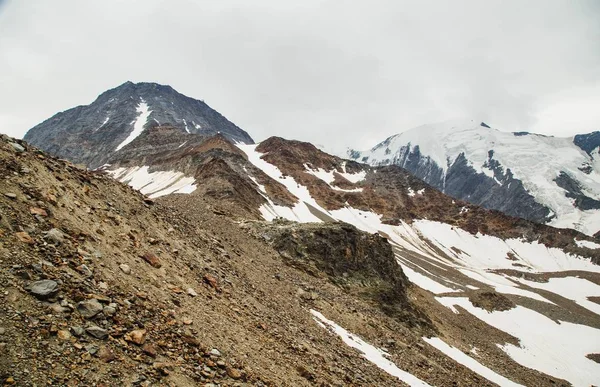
{"left": 119, "top": 264, "right": 131, "bottom": 274}
{"left": 142, "top": 252, "right": 162, "bottom": 268}
{"left": 44, "top": 228, "right": 65, "bottom": 244}
{"left": 124, "top": 329, "right": 147, "bottom": 345}
{"left": 85, "top": 325, "right": 108, "bottom": 340}
{"left": 77, "top": 299, "right": 103, "bottom": 319}
{"left": 28, "top": 279, "right": 58, "bottom": 299}
{"left": 187, "top": 287, "right": 198, "bottom": 297}
{"left": 15, "top": 231, "right": 34, "bottom": 244}
{"left": 9, "top": 142, "right": 25, "bottom": 153}
{"left": 71, "top": 326, "right": 85, "bottom": 337}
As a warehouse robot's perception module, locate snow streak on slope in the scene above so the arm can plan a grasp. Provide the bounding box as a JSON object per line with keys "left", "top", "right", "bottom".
{"left": 237, "top": 143, "right": 324, "bottom": 223}
{"left": 108, "top": 166, "right": 196, "bottom": 198}
{"left": 310, "top": 310, "right": 431, "bottom": 386}
{"left": 436, "top": 297, "right": 600, "bottom": 387}
{"left": 115, "top": 99, "right": 152, "bottom": 151}
{"left": 356, "top": 119, "right": 600, "bottom": 235}
{"left": 423, "top": 337, "right": 522, "bottom": 386}
{"left": 304, "top": 165, "right": 364, "bottom": 192}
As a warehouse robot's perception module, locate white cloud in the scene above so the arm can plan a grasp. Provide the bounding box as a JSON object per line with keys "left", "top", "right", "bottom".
{"left": 0, "top": 0, "right": 598, "bottom": 148}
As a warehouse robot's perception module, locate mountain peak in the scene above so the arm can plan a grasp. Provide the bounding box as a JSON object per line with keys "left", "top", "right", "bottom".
{"left": 24, "top": 82, "right": 254, "bottom": 168}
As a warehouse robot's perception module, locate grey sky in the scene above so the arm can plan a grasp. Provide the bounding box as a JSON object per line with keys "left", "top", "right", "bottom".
{"left": 1, "top": 0, "right": 599, "bottom": 151}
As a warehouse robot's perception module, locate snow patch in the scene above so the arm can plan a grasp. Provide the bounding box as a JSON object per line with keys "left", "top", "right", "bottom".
{"left": 115, "top": 99, "right": 152, "bottom": 151}
{"left": 423, "top": 337, "right": 522, "bottom": 386}
{"left": 575, "top": 239, "right": 600, "bottom": 249}
{"left": 107, "top": 166, "right": 196, "bottom": 198}
{"left": 435, "top": 297, "right": 600, "bottom": 387}
{"left": 311, "top": 310, "right": 431, "bottom": 386}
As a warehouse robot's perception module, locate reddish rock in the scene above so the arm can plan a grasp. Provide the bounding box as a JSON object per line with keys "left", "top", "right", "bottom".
{"left": 203, "top": 274, "right": 219, "bottom": 291}
{"left": 142, "top": 252, "right": 162, "bottom": 268}
{"left": 124, "top": 329, "right": 147, "bottom": 345}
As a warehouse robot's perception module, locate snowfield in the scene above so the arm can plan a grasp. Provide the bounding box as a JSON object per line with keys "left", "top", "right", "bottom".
{"left": 107, "top": 166, "right": 196, "bottom": 198}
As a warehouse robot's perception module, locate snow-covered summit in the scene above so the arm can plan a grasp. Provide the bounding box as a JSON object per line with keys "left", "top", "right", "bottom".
{"left": 350, "top": 119, "right": 600, "bottom": 236}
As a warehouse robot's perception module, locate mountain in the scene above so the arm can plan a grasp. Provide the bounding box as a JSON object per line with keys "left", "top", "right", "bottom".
{"left": 23, "top": 81, "right": 254, "bottom": 169}
{"left": 8, "top": 98, "right": 600, "bottom": 385}
{"left": 348, "top": 119, "right": 600, "bottom": 237}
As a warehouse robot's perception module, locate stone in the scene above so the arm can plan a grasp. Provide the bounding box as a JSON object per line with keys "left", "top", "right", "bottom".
{"left": 15, "top": 232, "right": 34, "bottom": 244}
{"left": 119, "top": 264, "right": 131, "bottom": 274}
{"left": 142, "top": 252, "right": 162, "bottom": 268}
{"left": 9, "top": 142, "right": 25, "bottom": 153}
{"left": 103, "top": 304, "right": 117, "bottom": 317}
{"left": 57, "top": 330, "right": 71, "bottom": 340}
{"left": 124, "top": 329, "right": 147, "bottom": 345}
{"left": 186, "top": 288, "right": 197, "bottom": 297}
{"left": 29, "top": 207, "right": 48, "bottom": 217}
{"left": 203, "top": 274, "right": 219, "bottom": 290}
{"left": 3, "top": 193, "right": 17, "bottom": 199}
{"left": 226, "top": 367, "right": 243, "bottom": 380}
{"left": 96, "top": 346, "right": 116, "bottom": 362}
{"left": 77, "top": 264, "right": 93, "bottom": 277}
{"left": 49, "top": 303, "right": 70, "bottom": 314}
{"left": 77, "top": 299, "right": 103, "bottom": 318}
{"left": 142, "top": 343, "right": 158, "bottom": 358}
{"left": 209, "top": 348, "right": 221, "bottom": 357}
{"left": 45, "top": 228, "right": 65, "bottom": 244}
{"left": 0, "top": 327, "right": 5, "bottom": 335}
{"left": 85, "top": 344, "right": 99, "bottom": 355}
{"left": 28, "top": 280, "right": 58, "bottom": 298}
{"left": 71, "top": 326, "right": 85, "bottom": 337}
{"left": 85, "top": 325, "right": 108, "bottom": 340}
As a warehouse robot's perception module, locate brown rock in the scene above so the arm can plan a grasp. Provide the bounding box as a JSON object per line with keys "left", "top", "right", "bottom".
{"left": 29, "top": 207, "right": 48, "bottom": 217}
{"left": 124, "top": 329, "right": 147, "bottom": 345}
{"left": 142, "top": 252, "right": 162, "bottom": 268}
{"left": 226, "top": 367, "right": 243, "bottom": 380}
{"left": 96, "top": 346, "right": 116, "bottom": 363}
{"left": 142, "top": 343, "right": 158, "bottom": 358}
{"left": 15, "top": 232, "right": 34, "bottom": 244}
{"left": 203, "top": 274, "right": 219, "bottom": 291}
{"left": 57, "top": 330, "right": 72, "bottom": 341}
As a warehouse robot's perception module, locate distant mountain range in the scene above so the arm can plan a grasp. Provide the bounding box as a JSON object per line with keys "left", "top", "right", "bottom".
{"left": 348, "top": 119, "right": 600, "bottom": 236}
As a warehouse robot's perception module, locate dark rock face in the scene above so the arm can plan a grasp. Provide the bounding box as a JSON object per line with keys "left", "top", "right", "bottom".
{"left": 24, "top": 81, "right": 253, "bottom": 168}
{"left": 574, "top": 131, "right": 600, "bottom": 156}
{"left": 353, "top": 145, "right": 551, "bottom": 224}
{"left": 268, "top": 222, "right": 410, "bottom": 302}
{"left": 554, "top": 171, "right": 600, "bottom": 211}
{"left": 255, "top": 220, "right": 431, "bottom": 327}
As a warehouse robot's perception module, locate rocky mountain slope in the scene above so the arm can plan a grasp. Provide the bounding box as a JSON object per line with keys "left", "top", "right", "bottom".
{"left": 23, "top": 82, "right": 254, "bottom": 169}
{"left": 348, "top": 119, "right": 600, "bottom": 237}
{"left": 76, "top": 123, "right": 600, "bottom": 386}
{"left": 1, "top": 128, "right": 579, "bottom": 387}
{"left": 6, "top": 95, "right": 600, "bottom": 385}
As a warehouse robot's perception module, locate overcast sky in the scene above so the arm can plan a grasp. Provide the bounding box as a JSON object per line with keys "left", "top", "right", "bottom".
{"left": 1, "top": 0, "right": 599, "bottom": 150}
